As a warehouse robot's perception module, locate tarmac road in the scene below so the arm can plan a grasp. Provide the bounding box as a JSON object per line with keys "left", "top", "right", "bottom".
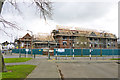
{"left": 55, "top": 61, "right": 119, "bottom": 78}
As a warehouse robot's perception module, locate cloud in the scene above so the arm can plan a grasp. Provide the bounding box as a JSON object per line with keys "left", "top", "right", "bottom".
{"left": 0, "top": 1, "right": 118, "bottom": 43}
{"left": 52, "top": 2, "right": 118, "bottom": 36}
{"left": 53, "top": 2, "right": 113, "bottom": 24}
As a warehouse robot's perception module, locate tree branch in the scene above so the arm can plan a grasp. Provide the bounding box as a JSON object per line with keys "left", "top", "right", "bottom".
{"left": 0, "top": 0, "right": 52, "bottom": 36}
{"left": 7, "top": 0, "right": 22, "bottom": 14}
{"left": 34, "top": 0, "right": 52, "bottom": 21}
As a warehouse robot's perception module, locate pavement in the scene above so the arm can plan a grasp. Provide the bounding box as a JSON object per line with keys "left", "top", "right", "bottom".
{"left": 26, "top": 59, "right": 61, "bottom": 79}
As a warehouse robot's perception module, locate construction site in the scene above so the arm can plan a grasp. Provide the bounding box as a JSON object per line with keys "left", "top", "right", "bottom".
{"left": 14, "top": 25, "right": 117, "bottom": 50}
{"left": 10, "top": 25, "right": 118, "bottom": 56}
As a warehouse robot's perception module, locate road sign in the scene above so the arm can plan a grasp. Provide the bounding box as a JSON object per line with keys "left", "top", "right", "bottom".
{"left": 58, "top": 49, "right": 65, "bottom": 52}
{"left": 26, "top": 49, "right": 29, "bottom": 52}
{"left": 49, "top": 50, "right": 54, "bottom": 52}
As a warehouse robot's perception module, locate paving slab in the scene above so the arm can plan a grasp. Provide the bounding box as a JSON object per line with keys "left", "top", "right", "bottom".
{"left": 26, "top": 59, "right": 61, "bottom": 79}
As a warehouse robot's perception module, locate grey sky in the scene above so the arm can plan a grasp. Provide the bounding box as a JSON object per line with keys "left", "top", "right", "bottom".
{"left": 53, "top": 2, "right": 111, "bottom": 23}
{"left": 0, "top": 0, "right": 119, "bottom": 43}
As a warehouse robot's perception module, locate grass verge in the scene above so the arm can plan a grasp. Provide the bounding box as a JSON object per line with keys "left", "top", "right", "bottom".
{"left": 2, "top": 65, "right": 36, "bottom": 80}
{"left": 0, "top": 72, "right": 2, "bottom": 80}
{"left": 4, "top": 58, "right": 32, "bottom": 63}
{"left": 110, "top": 58, "right": 120, "bottom": 60}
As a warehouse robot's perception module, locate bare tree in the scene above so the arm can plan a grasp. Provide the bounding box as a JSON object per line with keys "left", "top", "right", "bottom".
{"left": 0, "top": 0, "right": 52, "bottom": 72}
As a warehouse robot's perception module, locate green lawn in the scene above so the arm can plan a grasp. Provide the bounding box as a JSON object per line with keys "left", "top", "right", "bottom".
{"left": 0, "top": 73, "right": 2, "bottom": 80}
{"left": 2, "top": 65, "right": 36, "bottom": 80}
{"left": 4, "top": 58, "right": 32, "bottom": 63}
{"left": 110, "top": 58, "right": 120, "bottom": 60}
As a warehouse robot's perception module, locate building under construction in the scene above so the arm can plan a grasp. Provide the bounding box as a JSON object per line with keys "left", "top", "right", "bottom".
{"left": 15, "top": 26, "right": 118, "bottom": 50}
{"left": 33, "top": 33, "right": 56, "bottom": 49}
{"left": 52, "top": 26, "right": 117, "bottom": 49}
{"left": 15, "top": 33, "right": 56, "bottom": 49}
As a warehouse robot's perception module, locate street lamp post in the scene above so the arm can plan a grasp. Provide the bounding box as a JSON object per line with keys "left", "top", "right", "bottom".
{"left": 27, "top": 30, "right": 33, "bottom": 56}
{"left": 111, "top": 42, "right": 114, "bottom": 59}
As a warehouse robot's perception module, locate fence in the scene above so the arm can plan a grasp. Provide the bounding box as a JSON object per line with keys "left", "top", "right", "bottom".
{"left": 12, "top": 49, "right": 43, "bottom": 55}
{"left": 12, "top": 48, "right": 120, "bottom": 56}
{"left": 54, "top": 49, "right": 120, "bottom": 56}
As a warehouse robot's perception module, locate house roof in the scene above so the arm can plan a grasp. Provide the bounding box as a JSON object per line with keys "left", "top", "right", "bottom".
{"left": 52, "top": 29, "right": 117, "bottom": 39}
{"left": 22, "top": 33, "right": 32, "bottom": 39}
{"left": 18, "top": 33, "right": 32, "bottom": 41}
{"left": 34, "top": 34, "right": 55, "bottom": 41}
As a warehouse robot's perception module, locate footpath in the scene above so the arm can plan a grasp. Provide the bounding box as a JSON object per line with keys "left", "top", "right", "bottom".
{"left": 25, "top": 59, "right": 61, "bottom": 79}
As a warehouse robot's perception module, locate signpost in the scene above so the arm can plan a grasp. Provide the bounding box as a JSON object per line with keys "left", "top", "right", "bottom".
{"left": 89, "top": 44, "right": 92, "bottom": 60}
{"left": 89, "top": 49, "right": 91, "bottom": 60}
{"left": 73, "top": 49, "right": 74, "bottom": 60}
{"left": 73, "top": 43, "right": 74, "bottom": 60}
{"left": 55, "top": 49, "right": 58, "bottom": 60}
{"left": 34, "top": 49, "right": 35, "bottom": 58}
{"left": 26, "top": 49, "right": 29, "bottom": 58}
{"left": 48, "top": 41, "right": 50, "bottom": 59}
{"left": 19, "top": 43, "right": 21, "bottom": 58}
{"left": 58, "top": 49, "right": 65, "bottom": 52}
{"left": 57, "top": 49, "right": 65, "bottom": 60}
{"left": 65, "top": 49, "right": 67, "bottom": 60}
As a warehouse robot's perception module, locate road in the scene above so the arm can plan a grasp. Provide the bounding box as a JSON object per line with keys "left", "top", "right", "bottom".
{"left": 54, "top": 60, "right": 119, "bottom": 78}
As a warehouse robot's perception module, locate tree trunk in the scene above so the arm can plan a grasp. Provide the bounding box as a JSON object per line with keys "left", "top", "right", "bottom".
{"left": 0, "top": 0, "right": 7, "bottom": 72}
{"left": 0, "top": 50, "right": 7, "bottom": 72}
{"left": 0, "top": 0, "right": 3, "bottom": 11}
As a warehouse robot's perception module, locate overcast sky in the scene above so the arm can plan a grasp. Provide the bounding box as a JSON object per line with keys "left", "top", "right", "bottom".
{"left": 0, "top": 0, "right": 119, "bottom": 43}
